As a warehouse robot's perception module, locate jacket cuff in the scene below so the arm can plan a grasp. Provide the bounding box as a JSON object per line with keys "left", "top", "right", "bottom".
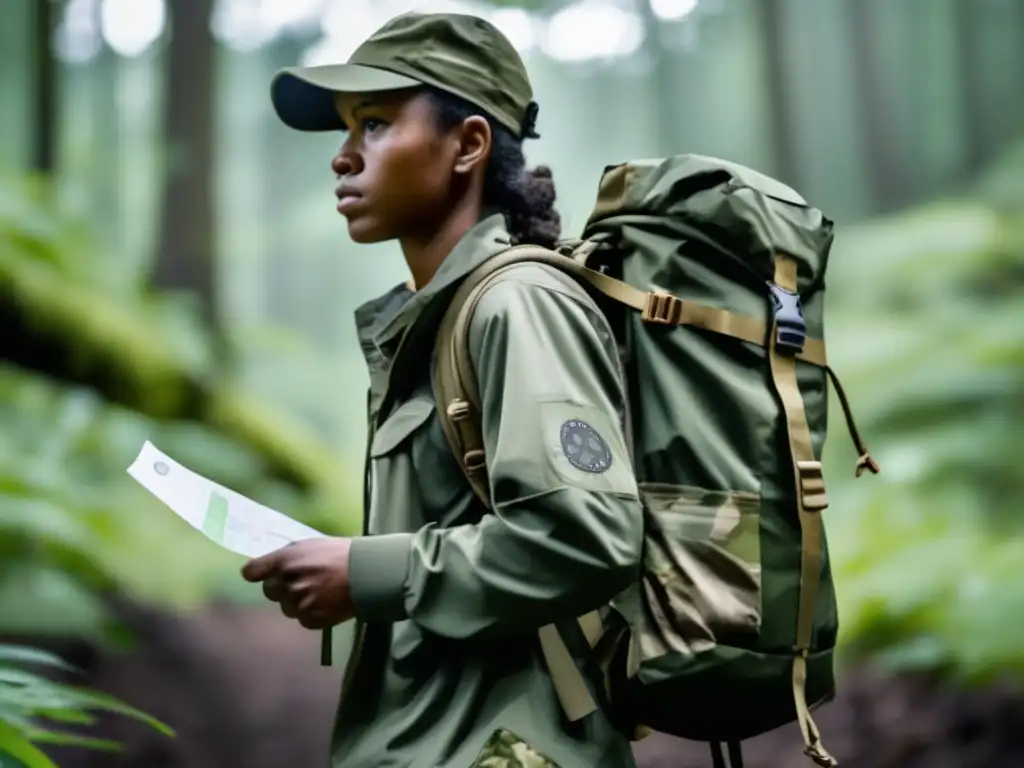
{"left": 348, "top": 533, "right": 413, "bottom": 623}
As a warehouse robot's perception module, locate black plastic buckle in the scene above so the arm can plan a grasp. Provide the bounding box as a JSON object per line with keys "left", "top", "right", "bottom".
{"left": 768, "top": 283, "right": 805, "bottom": 355}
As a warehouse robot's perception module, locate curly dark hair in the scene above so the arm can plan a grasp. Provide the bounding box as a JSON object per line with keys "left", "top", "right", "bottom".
{"left": 423, "top": 87, "right": 561, "bottom": 249}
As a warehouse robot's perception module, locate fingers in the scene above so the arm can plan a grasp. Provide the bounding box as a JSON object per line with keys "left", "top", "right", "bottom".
{"left": 241, "top": 542, "right": 298, "bottom": 582}
{"left": 275, "top": 590, "right": 329, "bottom": 628}
{"left": 265, "top": 577, "right": 316, "bottom": 620}
{"left": 241, "top": 553, "right": 278, "bottom": 582}
{"left": 262, "top": 574, "right": 300, "bottom": 604}
{"left": 261, "top": 575, "right": 288, "bottom": 603}
{"left": 267, "top": 580, "right": 332, "bottom": 629}
{"left": 279, "top": 599, "right": 299, "bottom": 619}
{"left": 272, "top": 579, "right": 303, "bottom": 620}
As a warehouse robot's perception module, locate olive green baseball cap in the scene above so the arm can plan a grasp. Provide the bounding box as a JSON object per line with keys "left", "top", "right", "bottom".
{"left": 270, "top": 12, "right": 539, "bottom": 139}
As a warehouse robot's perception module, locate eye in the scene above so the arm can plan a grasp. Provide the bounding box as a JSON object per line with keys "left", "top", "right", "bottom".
{"left": 361, "top": 117, "right": 386, "bottom": 133}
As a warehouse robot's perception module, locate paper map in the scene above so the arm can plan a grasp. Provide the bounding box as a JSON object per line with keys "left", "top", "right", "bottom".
{"left": 127, "top": 440, "right": 326, "bottom": 559}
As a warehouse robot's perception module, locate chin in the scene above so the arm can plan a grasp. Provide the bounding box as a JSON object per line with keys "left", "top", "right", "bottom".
{"left": 345, "top": 215, "right": 393, "bottom": 244}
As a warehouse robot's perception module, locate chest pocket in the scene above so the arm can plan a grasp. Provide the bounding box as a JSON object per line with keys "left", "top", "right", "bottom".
{"left": 368, "top": 396, "right": 435, "bottom": 536}
{"left": 369, "top": 394, "right": 468, "bottom": 533}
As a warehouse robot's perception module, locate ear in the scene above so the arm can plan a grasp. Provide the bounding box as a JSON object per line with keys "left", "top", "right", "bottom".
{"left": 453, "top": 115, "right": 491, "bottom": 176}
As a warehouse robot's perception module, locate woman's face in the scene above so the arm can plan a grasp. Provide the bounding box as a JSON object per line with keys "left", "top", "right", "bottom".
{"left": 331, "top": 90, "right": 464, "bottom": 244}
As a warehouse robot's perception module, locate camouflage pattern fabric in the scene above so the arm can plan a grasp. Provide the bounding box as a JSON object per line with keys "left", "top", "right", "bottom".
{"left": 470, "top": 730, "right": 561, "bottom": 768}
{"left": 632, "top": 483, "right": 762, "bottom": 662}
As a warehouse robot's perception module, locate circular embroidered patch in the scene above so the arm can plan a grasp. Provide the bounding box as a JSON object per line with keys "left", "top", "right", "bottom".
{"left": 559, "top": 419, "right": 613, "bottom": 474}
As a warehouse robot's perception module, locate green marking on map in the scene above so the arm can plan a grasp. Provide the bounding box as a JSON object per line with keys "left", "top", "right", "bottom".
{"left": 202, "top": 491, "right": 229, "bottom": 544}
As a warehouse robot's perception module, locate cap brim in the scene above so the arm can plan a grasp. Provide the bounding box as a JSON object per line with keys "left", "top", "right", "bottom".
{"left": 270, "top": 64, "right": 423, "bottom": 132}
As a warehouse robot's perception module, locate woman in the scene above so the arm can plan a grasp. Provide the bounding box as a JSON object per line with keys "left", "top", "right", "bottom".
{"left": 241, "top": 11, "right": 644, "bottom": 768}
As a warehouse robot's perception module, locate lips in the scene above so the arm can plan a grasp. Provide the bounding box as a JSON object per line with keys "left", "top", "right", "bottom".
{"left": 335, "top": 185, "right": 363, "bottom": 214}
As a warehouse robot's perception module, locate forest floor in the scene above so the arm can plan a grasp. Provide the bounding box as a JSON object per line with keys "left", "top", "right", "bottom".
{"left": 23, "top": 599, "right": 1024, "bottom": 768}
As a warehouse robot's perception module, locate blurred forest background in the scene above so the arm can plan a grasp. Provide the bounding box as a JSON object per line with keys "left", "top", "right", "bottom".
{"left": 1, "top": 0, "right": 1023, "bottom": 766}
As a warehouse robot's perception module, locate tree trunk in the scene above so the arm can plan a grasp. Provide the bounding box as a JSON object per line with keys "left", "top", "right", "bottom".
{"left": 847, "top": 0, "right": 905, "bottom": 212}
{"left": 954, "top": 0, "right": 987, "bottom": 172}
{"left": 635, "top": 0, "right": 677, "bottom": 157}
{"left": 152, "top": 0, "right": 220, "bottom": 338}
{"left": 263, "top": 38, "right": 306, "bottom": 328}
{"left": 31, "top": 0, "right": 57, "bottom": 175}
{"left": 755, "top": 0, "right": 799, "bottom": 187}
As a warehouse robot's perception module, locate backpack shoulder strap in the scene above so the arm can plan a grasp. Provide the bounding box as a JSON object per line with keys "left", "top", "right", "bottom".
{"left": 432, "top": 244, "right": 570, "bottom": 508}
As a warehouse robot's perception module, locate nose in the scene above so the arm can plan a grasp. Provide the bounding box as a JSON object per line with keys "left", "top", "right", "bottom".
{"left": 332, "top": 141, "right": 362, "bottom": 177}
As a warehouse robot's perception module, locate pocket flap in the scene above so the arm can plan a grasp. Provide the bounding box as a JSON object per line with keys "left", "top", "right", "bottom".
{"left": 370, "top": 397, "right": 435, "bottom": 458}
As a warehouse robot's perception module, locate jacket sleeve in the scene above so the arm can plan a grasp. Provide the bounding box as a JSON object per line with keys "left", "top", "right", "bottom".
{"left": 348, "top": 266, "right": 644, "bottom": 640}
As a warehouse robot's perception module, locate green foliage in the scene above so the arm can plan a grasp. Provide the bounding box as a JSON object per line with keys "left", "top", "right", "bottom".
{"left": 824, "top": 138, "right": 1024, "bottom": 687}
{"left": 0, "top": 174, "right": 213, "bottom": 375}
{"left": 0, "top": 184, "right": 358, "bottom": 506}
{"left": 0, "top": 642, "right": 172, "bottom": 766}
{"left": 0, "top": 362, "right": 336, "bottom": 637}
{"left": 0, "top": 174, "right": 360, "bottom": 641}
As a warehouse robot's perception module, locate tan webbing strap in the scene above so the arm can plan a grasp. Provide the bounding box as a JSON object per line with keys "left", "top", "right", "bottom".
{"left": 432, "top": 258, "right": 521, "bottom": 509}
{"left": 577, "top": 610, "right": 605, "bottom": 647}
{"left": 768, "top": 253, "right": 837, "bottom": 768}
{"left": 538, "top": 619, "right": 601, "bottom": 722}
{"left": 643, "top": 290, "right": 827, "bottom": 367}
{"left": 562, "top": 259, "right": 828, "bottom": 366}
{"left": 438, "top": 245, "right": 829, "bottom": 373}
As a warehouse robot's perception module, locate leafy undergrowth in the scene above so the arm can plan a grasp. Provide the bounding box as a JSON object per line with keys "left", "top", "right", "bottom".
{"left": 823, "top": 137, "right": 1024, "bottom": 689}
{"left": 0, "top": 643, "right": 172, "bottom": 767}
{"left": 0, "top": 362, "right": 349, "bottom": 641}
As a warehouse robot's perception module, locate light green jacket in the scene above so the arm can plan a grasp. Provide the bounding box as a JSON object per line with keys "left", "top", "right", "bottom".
{"left": 331, "top": 214, "right": 643, "bottom": 768}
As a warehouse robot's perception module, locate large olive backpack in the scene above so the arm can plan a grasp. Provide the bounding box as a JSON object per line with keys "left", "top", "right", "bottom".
{"left": 431, "top": 155, "right": 880, "bottom": 768}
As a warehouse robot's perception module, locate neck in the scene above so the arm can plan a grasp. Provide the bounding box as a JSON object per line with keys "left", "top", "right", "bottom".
{"left": 401, "top": 196, "right": 483, "bottom": 290}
